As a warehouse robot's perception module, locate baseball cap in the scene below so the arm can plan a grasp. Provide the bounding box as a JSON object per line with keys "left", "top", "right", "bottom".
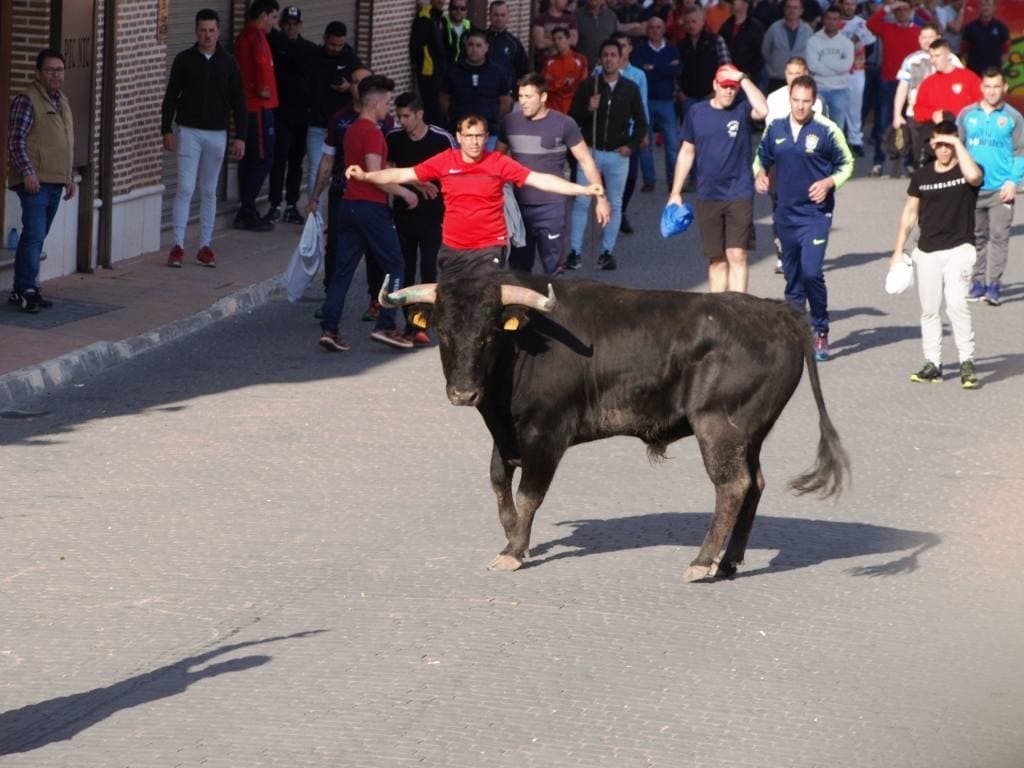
{"left": 714, "top": 66, "right": 741, "bottom": 88}
{"left": 283, "top": 5, "right": 302, "bottom": 21}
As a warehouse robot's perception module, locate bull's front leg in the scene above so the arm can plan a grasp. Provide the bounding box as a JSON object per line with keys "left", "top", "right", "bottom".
{"left": 487, "top": 443, "right": 521, "bottom": 571}
{"left": 489, "top": 438, "right": 564, "bottom": 572}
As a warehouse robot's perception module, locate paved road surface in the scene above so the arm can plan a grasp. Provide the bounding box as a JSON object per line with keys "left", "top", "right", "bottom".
{"left": 2, "top": 170, "right": 1022, "bottom": 767}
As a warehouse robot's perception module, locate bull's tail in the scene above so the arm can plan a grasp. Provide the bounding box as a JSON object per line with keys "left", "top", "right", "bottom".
{"left": 789, "top": 331, "right": 851, "bottom": 498}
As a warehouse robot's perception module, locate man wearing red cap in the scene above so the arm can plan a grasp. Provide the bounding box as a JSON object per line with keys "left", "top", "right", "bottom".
{"left": 668, "top": 64, "right": 767, "bottom": 293}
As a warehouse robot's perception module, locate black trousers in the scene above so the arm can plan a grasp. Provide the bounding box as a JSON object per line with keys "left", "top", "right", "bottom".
{"left": 268, "top": 113, "right": 307, "bottom": 207}
{"left": 416, "top": 74, "right": 445, "bottom": 129}
{"left": 238, "top": 109, "right": 275, "bottom": 219}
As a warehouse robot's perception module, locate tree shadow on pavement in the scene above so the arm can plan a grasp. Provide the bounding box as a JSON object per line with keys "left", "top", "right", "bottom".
{"left": 528, "top": 513, "right": 939, "bottom": 579}
{"left": 0, "top": 630, "right": 325, "bottom": 755}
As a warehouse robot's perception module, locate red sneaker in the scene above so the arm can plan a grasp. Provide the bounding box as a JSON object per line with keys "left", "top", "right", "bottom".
{"left": 196, "top": 246, "right": 217, "bottom": 267}
{"left": 370, "top": 327, "right": 414, "bottom": 349}
{"left": 362, "top": 298, "right": 381, "bottom": 321}
{"left": 167, "top": 245, "right": 184, "bottom": 268}
{"left": 407, "top": 330, "right": 431, "bottom": 346}
{"left": 319, "top": 330, "right": 351, "bottom": 352}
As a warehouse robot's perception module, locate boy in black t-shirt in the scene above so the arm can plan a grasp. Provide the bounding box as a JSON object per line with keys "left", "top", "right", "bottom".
{"left": 890, "top": 120, "right": 984, "bottom": 389}
{"left": 385, "top": 92, "right": 456, "bottom": 342}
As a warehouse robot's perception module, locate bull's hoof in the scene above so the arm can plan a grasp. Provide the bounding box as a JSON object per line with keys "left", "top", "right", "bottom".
{"left": 487, "top": 554, "right": 523, "bottom": 571}
{"left": 683, "top": 564, "right": 714, "bottom": 582}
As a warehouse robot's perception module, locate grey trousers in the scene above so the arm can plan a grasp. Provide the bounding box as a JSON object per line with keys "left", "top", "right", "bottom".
{"left": 973, "top": 190, "right": 1014, "bottom": 284}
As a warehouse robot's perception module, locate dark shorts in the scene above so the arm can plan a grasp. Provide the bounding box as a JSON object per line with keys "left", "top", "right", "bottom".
{"left": 695, "top": 197, "right": 755, "bottom": 259}
{"left": 437, "top": 245, "right": 504, "bottom": 280}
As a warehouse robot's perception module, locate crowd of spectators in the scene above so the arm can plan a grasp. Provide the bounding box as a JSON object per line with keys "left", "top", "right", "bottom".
{"left": 150, "top": 0, "right": 1020, "bottom": 370}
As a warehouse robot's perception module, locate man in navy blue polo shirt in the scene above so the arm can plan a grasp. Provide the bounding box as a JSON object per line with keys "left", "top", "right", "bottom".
{"left": 669, "top": 64, "right": 767, "bottom": 294}
{"left": 440, "top": 28, "right": 512, "bottom": 145}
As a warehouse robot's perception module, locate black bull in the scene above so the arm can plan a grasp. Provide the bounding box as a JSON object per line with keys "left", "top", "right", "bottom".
{"left": 381, "top": 273, "right": 850, "bottom": 582}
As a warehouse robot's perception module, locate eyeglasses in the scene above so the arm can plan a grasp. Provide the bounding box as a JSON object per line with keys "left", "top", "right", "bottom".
{"left": 461, "top": 133, "right": 486, "bottom": 140}
{"left": 41, "top": 67, "right": 65, "bottom": 74}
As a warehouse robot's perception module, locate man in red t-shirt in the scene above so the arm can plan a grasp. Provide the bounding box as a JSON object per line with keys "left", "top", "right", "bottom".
{"left": 347, "top": 113, "right": 605, "bottom": 279}
{"left": 914, "top": 39, "right": 982, "bottom": 125}
{"left": 308, "top": 75, "right": 420, "bottom": 352}
{"left": 234, "top": 0, "right": 279, "bottom": 231}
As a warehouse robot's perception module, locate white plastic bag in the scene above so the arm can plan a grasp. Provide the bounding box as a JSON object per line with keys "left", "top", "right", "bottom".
{"left": 281, "top": 210, "right": 323, "bottom": 302}
{"left": 885, "top": 252, "right": 914, "bottom": 295}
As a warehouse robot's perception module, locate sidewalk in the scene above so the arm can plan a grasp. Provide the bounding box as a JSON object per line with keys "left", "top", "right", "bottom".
{"left": 0, "top": 214, "right": 307, "bottom": 410}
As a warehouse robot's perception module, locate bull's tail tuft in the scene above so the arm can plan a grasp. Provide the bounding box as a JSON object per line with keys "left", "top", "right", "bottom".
{"left": 789, "top": 329, "right": 851, "bottom": 498}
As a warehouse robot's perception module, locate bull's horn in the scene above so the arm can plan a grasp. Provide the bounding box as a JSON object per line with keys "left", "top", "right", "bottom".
{"left": 378, "top": 276, "right": 437, "bottom": 308}
{"left": 500, "top": 283, "right": 557, "bottom": 313}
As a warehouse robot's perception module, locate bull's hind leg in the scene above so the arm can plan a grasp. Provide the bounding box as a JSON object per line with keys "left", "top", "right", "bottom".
{"left": 488, "top": 441, "right": 564, "bottom": 571}
{"left": 718, "top": 449, "right": 766, "bottom": 578}
{"left": 683, "top": 429, "right": 751, "bottom": 583}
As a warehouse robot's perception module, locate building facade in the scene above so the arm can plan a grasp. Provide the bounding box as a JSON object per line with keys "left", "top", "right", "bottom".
{"left": 2, "top": 0, "right": 531, "bottom": 283}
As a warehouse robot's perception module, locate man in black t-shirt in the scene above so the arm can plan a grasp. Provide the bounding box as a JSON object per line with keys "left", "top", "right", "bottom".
{"left": 890, "top": 119, "right": 984, "bottom": 389}
{"left": 386, "top": 92, "right": 456, "bottom": 342}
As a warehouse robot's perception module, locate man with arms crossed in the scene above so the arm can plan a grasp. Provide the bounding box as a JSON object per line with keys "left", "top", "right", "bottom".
{"left": 161, "top": 9, "right": 246, "bottom": 268}
{"left": 959, "top": 67, "right": 1024, "bottom": 307}
{"left": 669, "top": 64, "right": 768, "bottom": 293}
{"left": 890, "top": 119, "right": 982, "bottom": 388}
{"left": 497, "top": 73, "right": 610, "bottom": 276}
{"left": 347, "top": 114, "right": 605, "bottom": 280}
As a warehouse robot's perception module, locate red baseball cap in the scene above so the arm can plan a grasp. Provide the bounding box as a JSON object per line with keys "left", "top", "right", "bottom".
{"left": 714, "top": 66, "right": 741, "bottom": 88}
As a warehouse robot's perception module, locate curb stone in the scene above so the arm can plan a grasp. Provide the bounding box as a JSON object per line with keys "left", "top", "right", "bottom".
{"left": 0, "top": 274, "right": 287, "bottom": 413}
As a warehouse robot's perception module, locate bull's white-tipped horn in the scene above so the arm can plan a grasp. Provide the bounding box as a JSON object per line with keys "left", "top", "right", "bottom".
{"left": 500, "top": 283, "right": 557, "bottom": 313}
{"left": 378, "top": 276, "right": 438, "bottom": 308}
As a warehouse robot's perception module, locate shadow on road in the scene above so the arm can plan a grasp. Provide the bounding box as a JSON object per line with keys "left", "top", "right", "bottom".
{"left": 0, "top": 630, "right": 326, "bottom": 755}
{"left": 824, "top": 250, "right": 888, "bottom": 272}
{"left": 528, "top": 512, "right": 939, "bottom": 578}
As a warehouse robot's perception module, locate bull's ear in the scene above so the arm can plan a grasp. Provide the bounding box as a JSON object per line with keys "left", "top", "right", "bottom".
{"left": 501, "top": 306, "right": 530, "bottom": 332}
{"left": 409, "top": 306, "right": 433, "bottom": 329}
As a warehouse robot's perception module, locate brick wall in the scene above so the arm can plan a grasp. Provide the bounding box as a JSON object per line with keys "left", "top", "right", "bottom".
{"left": 107, "top": 0, "right": 166, "bottom": 195}
{"left": 9, "top": 0, "right": 52, "bottom": 92}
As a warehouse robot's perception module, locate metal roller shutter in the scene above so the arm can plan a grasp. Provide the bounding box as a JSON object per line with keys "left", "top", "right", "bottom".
{"left": 161, "top": 0, "right": 233, "bottom": 227}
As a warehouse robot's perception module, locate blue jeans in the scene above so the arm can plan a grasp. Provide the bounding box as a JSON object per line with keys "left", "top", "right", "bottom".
{"left": 13, "top": 183, "right": 63, "bottom": 293}
{"left": 777, "top": 213, "right": 832, "bottom": 334}
{"left": 820, "top": 88, "right": 849, "bottom": 136}
{"left": 639, "top": 99, "right": 680, "bottom": 184}
{"left": 321, "top": 199, "right": 404, "bottom": 333}
{"left": 238, "top": 109, "right": 275, "bottom": 219}
{"left": 306, "top": 125, "right": 327, "bottom": 212}
{"left": 571, "top": 149, "right": 629, "bottom": 255}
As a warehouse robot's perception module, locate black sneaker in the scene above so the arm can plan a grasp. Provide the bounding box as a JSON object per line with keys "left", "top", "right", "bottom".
{"left": 959, "top": 360, "right": 978, "bottom": 389}
{"left": 265, "top": 205, "right": 282, "bottom": 223}
{"left": 234, "top": 214, "right": 274, "bottom": 232}
{"left": 597, "top": 251, "right": 617, "bottom": 270}
{"left": 851, "top": 144, "right": 864, "bottom": 157}
{"left": 18, "top": 289, "right": 41, "bottom": 314}
{"left": 8, "top": 290, "right": 22, "bottom": 306}
{"left": 910, "top": 361, "right": 942, "bottom": 383}
{"left": 619, "top": 216, "right": 634, "bottom": 235}
{"left": 565, "top": 250, "right": 582, "bottom": 270}
{"left": 282, "top": 206, "right": 305, "bottom": 224}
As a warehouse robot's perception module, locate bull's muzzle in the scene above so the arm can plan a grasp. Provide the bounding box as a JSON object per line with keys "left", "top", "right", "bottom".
{"left": 446, "top": 385, "right": 481, "bottom": 407}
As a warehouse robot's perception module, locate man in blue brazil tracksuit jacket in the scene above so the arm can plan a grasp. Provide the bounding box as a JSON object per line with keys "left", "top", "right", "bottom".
{"left": 754, "top": 74, "right": 853, "bottom": 361}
